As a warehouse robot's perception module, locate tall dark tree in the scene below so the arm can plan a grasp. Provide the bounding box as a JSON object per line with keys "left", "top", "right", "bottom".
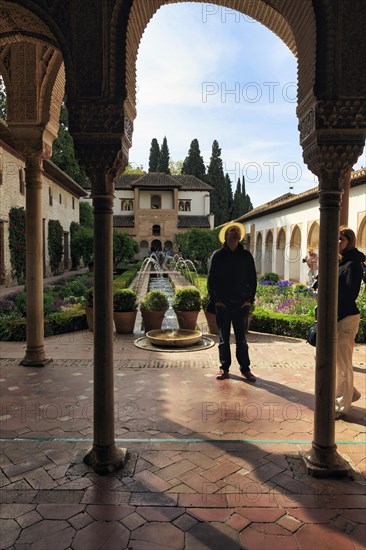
{"left": 225, "top": 173, "right": 233, "bottom": 220}
{"left": 207, "top": 140, "right": 228, "bottom": 225}
{"left": 51, "top": 102, "right": 89, "bottom": 188}
{"left": 242, "top": 175, "right": 253, "bottom": 213}
{"left": 148, "top": 138, "right": 160, "bottom": 172}
{"left": 231, "top": 178, "right": 242, "bottom": 219}
{"left": 181, "top": 139, "right": 206, "bottom": 180}
{"left": 157, "top": 136, "right": 170, "bottom": 174}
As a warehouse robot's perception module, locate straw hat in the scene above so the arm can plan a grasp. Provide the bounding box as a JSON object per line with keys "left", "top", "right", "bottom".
{"left": 218, "top": 221, "right": 246, "bottom": 244}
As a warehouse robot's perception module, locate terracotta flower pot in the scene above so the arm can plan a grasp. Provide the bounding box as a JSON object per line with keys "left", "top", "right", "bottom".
{"left": 141, "top": 310, "right": 166, "bottom": 332}
{"left": 84, "top": 306, "right": 93, "bottom": 331}
{"left": 204, "top": 311, "right": 219, "bottom": 334}
{"left": 113, "top": 310, "right": 137, "bottom": 334}
{"left": 175, "top": 310, "right": 199, "bottom": 331}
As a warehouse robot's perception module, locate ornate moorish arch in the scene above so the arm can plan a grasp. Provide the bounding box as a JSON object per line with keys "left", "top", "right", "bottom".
{"left": 0, "top": 0, "right": 365, "bottom": 476}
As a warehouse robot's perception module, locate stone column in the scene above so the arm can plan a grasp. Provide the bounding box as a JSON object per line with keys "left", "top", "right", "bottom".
{"left": 21, "top": 154, "right": 51, "bottom": 367}
{"left": 76, "top": 150, "right": 128, "bottom": 474}
{"left": 339, "top": 169, "right": 351, "bottom": 227}
{"left": 300, "top": 142, "right": 364, "bottom": 476}
{"left": 84, "top": 185, "right": 126, "bottom": 473}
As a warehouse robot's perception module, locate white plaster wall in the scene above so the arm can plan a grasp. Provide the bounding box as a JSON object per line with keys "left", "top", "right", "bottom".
{"left": 243, "top": 184, "right": 365, "bottom": 284}
{"left": 138, "top": 189, "right": 174, "bottom": 209}
{"left": 178, "top": 191, "right": 208, "bottom": 215}
{"left": 113, "top": 190, "right": 134, "bottom": 214}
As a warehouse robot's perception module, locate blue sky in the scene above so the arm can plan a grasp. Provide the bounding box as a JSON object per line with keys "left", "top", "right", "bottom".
{"left": 128, "top": 3, "right": 365, "bottom": 207}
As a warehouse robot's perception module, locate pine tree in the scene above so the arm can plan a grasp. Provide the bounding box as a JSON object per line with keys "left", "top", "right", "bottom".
{"left": 181, "top": 139, "right": 206, "bottom": 180}
{"left": 157, "top": 136, "right": 170, "bottom": 174}
{"left": 207, "top": 140, "right": 228, "bottom": 226}
{"left": 148, "top": 138, "right": 160, "bottom": 172}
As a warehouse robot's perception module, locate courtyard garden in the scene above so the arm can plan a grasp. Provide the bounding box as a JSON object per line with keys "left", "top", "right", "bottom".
{"left": 1, "top": 266, "right": 364, "bottom": 343}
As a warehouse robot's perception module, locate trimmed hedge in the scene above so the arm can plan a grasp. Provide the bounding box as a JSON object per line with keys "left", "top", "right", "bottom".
{"left": 48, "top": 311, "right": 88, "bottom": 335}
{"left": 251, "top": 307, "right": 314, "bottom": 339}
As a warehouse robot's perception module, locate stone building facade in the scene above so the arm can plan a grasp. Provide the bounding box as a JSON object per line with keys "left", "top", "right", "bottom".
{"left": 0, "top": 139, "right": 86, "bottom": 286}
{"left": 111, "top": 172, "right": 213, "bottom": 256}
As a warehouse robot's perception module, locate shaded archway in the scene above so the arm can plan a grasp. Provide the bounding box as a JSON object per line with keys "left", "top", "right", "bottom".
{"left": 264, "top": 230, "right": 273, "bottom": 274}
{"left": 308, "top": 221, "right": 319, "bottom": 251}
{"left": 357, "top": 215, "right": 366, "bottom": 255}
{"left": 289, "top": 225, "right": 301, "bottom": 282}
{"left": 255, "top": 232, "right": 263, "bottom": 274}
{"left": 276, "top": 227, "right": 286, "bottom": 280}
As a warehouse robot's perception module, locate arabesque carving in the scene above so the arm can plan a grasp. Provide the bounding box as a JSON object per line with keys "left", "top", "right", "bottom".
{"left": 317, "top": 100, "right": 366, "bottom": 130}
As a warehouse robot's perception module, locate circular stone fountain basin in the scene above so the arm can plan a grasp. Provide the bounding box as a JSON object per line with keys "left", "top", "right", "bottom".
{"left": 146, "top": 329, "right": 202, "bottom": 347}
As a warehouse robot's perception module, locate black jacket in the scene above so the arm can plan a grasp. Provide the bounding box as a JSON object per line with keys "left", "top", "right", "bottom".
{"left": 338, "top": 247, "right": 365, "bottom": 321}
{"left": 207, "top": 243, "right": 257, "bottom": 306}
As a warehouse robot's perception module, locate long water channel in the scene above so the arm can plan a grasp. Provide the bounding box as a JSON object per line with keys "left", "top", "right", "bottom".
{"left": 147, "top": 274, "right": 178, "bottom": 330}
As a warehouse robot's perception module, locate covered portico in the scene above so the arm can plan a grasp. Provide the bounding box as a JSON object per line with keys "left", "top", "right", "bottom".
{"left": 0, "top": 0, "right": 365, "bottom": 476}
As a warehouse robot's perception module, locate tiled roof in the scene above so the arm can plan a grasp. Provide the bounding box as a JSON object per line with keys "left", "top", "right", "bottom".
{"left": 113, "top": 215, "right": 135, "bottom": 227}
{"left": 177, "top": 215, "right": 211, "bottom": 228}
{"left": 115, "top": 172, "right": 212, "bottom": 191}
{"left": 174, "top": 175, "right": 213, "bottom": 191}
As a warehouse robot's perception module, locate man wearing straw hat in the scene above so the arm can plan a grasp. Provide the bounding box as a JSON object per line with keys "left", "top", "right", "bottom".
{"left": 207, "top": 221, "right": 257, "bottom": 381}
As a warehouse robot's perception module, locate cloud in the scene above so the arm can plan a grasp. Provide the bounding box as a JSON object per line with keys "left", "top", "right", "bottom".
{"left": 130, "top": 3, "right": 359, "bottom": 207}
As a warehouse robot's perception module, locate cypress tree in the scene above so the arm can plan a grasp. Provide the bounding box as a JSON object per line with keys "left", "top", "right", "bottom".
{"left": 231, "top": 178, "right": 242, "bottom": 219}
{"left": 157, "top": 136, "right": 170, "bottom": 174}
{"left": 207, "top": 140, "right": 227, "bottom": 226}
{"left": 225, "top": 173, "right": 233, "bottom": 220}
{"left": 181, "top": 139, "right": 206, "bottom": 180}
{"left": 148, "top": 138, "right": 160, "bottom": 172}
{"left": 242, "top": 175, "right": 253, "bottom": 213}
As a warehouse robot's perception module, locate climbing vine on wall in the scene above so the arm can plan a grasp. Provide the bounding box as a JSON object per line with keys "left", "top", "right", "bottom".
{"left": 8, "top": 207, "right": 26, "bottom": 283}
{"left": 48, "top": 220, "right": 63, "bottom": 274}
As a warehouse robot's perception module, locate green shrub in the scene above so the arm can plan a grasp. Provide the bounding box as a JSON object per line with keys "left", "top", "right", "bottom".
{"left": 173, "top": 287, "right": 201, "bottom": 312}
{"left": 140, "top": 290, "right": 169, "bottom": 311}
{"left": 84, "top": 287, "right": 93, "bottom": 308}
{"left": 8, "top": 207, "right": 26, "bottom": 283}
{"left": 48, "top": 219, "right": 64, "bottom": 274}
{"left": 260, "top": 272, "right": 279, "bottom": 283}
{"left": 251, "top": 307, "right": 313, "bottom": 339}
{"left": 356, "top": 291, "right": 366, "bottom": 343}
{"left": 48, "top": 311, "right": 87, "bottom": 335}
{"left": 113, "top": 289, "right": 138, "bottom": 312}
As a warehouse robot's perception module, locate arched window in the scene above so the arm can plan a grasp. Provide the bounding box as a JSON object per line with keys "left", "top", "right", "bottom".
{"left": 151, "top": 195, "right": 161, "bottom": 209}
{"left": 178, "top": 200, "right": 184, "bottom": 211}
{"left": 152, "top": 224, "right": 161, "bottom": 236}
{"left": 185, "top": 201, "right": 191, "bottom": 212}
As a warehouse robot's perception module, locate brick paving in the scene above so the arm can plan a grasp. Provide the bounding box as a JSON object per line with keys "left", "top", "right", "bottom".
{"left": 0, "top": 328, "right": 365, "bottom": 549}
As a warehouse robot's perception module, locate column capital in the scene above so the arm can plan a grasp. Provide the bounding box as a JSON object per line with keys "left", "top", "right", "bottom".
{"left": 298, "top": 97, "right": 366, "bottom": 187}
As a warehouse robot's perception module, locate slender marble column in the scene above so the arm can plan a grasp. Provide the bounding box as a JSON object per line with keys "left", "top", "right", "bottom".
{"left": 302, "top": 187, "right": 349, "bottom": 476}
{"left": 21, "top": 155, "right": 51, "bottom": 367}
{"left": 84, "top": 193, "right": 126, "bottom": 473}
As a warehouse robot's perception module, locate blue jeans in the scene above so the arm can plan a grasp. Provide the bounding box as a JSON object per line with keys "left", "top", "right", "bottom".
{"left": 216, "top": 303, "right": 250, "bottom": 372}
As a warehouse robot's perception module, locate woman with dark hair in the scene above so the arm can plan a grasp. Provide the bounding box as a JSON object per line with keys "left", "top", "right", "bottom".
{"left": 336, "top": 225, "right": 365, "bottom": 419}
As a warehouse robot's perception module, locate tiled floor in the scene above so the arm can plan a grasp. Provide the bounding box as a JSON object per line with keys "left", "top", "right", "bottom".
{"left": 0, "top": 327, "right": 365, "bottom": 549}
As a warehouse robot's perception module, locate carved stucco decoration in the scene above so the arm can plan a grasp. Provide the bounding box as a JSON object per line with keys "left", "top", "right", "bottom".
{"left": 0, "top": 1, "right": 58, "bottom": 47}
{"left": 317, "top": 100, "right": 366, "bottom": 130}
{"left": 339, "top": 0, "right": 366, "bottom": 97}
{"left": 304, "top": 142, "right": 365, "bottom": 191}
{"left": 68, "top": 102, "right": 125, "bottom": 134}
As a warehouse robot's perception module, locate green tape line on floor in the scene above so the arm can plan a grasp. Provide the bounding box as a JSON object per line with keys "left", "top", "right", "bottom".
{"left": 0, "top": 436, "right": 364, "bottom": 445}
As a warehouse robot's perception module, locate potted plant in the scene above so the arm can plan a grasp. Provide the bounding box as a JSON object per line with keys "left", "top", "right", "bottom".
{"left": 113, "top": 288, "right": 138, "bottom": 334}
{"left": 140, "top": 290, "right": 169, "bottom": 332}
{"left": 173, "top": 287, "right": 201, "bottom": 331}
{"left": 83, "top": 287, "right": 94, "bottom": 331}
{"left": 201, "top": 294, "right": 218, "bottom": 334}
